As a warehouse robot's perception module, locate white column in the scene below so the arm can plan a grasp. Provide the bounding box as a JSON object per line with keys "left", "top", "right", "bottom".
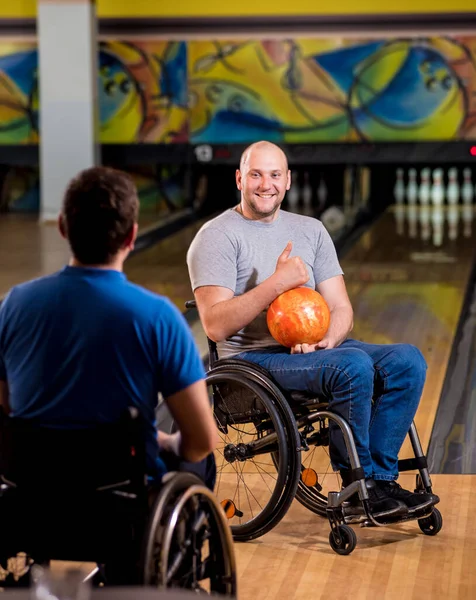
{"left": 37, "top": 0, "right": 99, "bottom": 221}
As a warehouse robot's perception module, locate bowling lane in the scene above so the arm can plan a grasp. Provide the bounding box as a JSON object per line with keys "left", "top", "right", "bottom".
{"left": 123, "top": 217, "right": 207, "bottom": 312}
{"left": 341, "top": 204, "right": 476, "bottom": 451}
{"left": 427, "top": 264, "right": 476, "bottom": 474}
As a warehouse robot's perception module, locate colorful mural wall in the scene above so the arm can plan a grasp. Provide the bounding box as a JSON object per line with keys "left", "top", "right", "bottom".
{"left": 1, "top": 36, "right": 476, "bottom": 145}
{"left": 189, "top": 37, "right": 476, "bottom": 143}
{"left": 0, "top": 40, "right": 188, "bottom": 144}
{"left": 0, "top": 43, "right": 38, "bottom": 144}
{"left": 98, "top": 41, "right": 188, "bottom": 143}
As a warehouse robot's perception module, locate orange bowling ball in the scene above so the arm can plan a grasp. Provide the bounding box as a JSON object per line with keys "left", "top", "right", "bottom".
{"left": 267, "top": 287, "right": 330, "bottom": 348}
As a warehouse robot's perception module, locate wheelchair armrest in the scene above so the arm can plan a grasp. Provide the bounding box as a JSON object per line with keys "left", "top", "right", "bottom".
{"left": 185, "top": 299, "right": 197, "bottom": 309}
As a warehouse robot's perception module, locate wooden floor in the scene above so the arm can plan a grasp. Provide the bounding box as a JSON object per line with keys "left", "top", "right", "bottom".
{"left": 234, "top": 473, "right": 476, "bottom": 600}
{"left": 66, "top": 474, "right": 476, "bottom": 599}
{"left": 341, "top": 206, "right": 476, "bottom": 451}
{"left": 123, "top": 217, "right": 206, "bottom": 314}
{"left": 0, "top": 215, "right": 69, "bottom": 298}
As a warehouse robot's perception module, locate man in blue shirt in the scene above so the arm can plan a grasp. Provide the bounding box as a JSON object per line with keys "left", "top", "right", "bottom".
{"left": 0, "top": 166, "right": 217, "bottom": 487}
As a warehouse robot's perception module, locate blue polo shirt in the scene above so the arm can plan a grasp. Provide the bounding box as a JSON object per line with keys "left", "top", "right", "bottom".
{"left": 0, "top": 266, "right": 205, "bottom": 475}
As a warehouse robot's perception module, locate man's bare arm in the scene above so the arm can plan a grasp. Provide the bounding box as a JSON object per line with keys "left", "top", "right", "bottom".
{"left": 316, "top": 275, "right": 353, "bottom": 349}
{"left": 162, "top": 380, "right": 218, "bottom": 463}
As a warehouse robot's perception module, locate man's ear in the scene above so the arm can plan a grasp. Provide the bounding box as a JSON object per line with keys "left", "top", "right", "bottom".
{"left": 236, "top": 169, "right": 242, "bottom": 191}
{"left": 124, "top": 223, "right": 139, "bottom": 250}
{"left": 58, "top": 214, "right": 67, "bottom": 239}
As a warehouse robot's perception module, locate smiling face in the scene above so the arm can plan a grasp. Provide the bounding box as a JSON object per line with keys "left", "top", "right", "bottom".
{"left": 236, "top": 142, "right": 291, "bottom": 222}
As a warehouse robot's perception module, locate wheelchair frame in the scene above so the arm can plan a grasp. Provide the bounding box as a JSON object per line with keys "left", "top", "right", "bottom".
{"left": 0, "top": 408, "right": 237, "bottom": 594}
{"left": 186, "top": 299, "right": 443, "bottom": 555}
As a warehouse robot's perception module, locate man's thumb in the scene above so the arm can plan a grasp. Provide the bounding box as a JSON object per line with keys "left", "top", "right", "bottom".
{"left": 278, "top": 241, "right": 292, "bottom": 262}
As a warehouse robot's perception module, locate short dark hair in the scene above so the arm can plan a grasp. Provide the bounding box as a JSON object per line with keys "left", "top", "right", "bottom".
{"left": 62, "top": 166, "right": 139, "bottom": 265}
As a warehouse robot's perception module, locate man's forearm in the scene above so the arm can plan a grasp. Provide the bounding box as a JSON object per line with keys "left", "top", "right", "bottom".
{"left": 327, "top": 305, "right": 353, "bottom": 346}
{"left": 203, "top": 274, "right": 285, "bottom": 342}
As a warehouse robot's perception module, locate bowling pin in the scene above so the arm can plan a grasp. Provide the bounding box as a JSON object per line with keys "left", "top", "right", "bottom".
{"left": 419, "top": 205, "right": 431, "bottom": 241}
{"left": 287, "top": 181, "right": 299, "bottom": 211}
{"left": 431, "top": 204, "right": 444, "bottom": 246}
{"left": 394, "top": 203, "right": 405, "bottom": 235}
{"left": 302, "top": 171, "right": 313, "bottom": 215}
{"left": 407, "top": 168, "right": 418, "bottom": 205}
{"left": 343, "top": 167, "right": 353, "bottom": 218}
{"left": 431, "top": 168, "right": 445, "bottom": 206}
{"left": 394, "top": 168, "right": 405, "bottom": 204}
{"left": 446, "top": 167, "right": 459, "bottom": 205}
{"left": 418, "top": 168, "right": 431, "bottom": 205}
{"left": 317, "top": 176, "right": 327, "bottom": 211}
{"left": 462, "top": 168, "right": 474, "bottom": 205}
{"left": 360, "top": 167, "right": 371, "bottom": 210}
{"left": 462, "top": 203, "right": 473, "bottom": 237}
{"left": 407, "top": 204, "right": 418, "bottom": 238}
{"left": 447, "top": 204, "right": 459, "bottom": 240}
{"left": 194, "top": 174, "right": 209, "bottom": 210}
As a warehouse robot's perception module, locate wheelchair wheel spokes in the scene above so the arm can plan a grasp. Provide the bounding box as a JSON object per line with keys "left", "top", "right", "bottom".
{"left": 206, "top": 371, "right": 300, "bottom": 541}
{"left": 160, "top": 486, "right": 236, "bottom": 595}
{"left": 295, "top": 418, "right": 342, "bottom": 516}
{"left": 215, "top": 421, "right": 281, "bottom": 529}
{"left": 143, "top": 473, "right": 236, "bottom": 597}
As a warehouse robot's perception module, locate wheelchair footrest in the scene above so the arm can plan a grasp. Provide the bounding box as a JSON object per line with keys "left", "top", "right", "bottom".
{"left": 359, "top": 506, "right": 436, "bottom": 528}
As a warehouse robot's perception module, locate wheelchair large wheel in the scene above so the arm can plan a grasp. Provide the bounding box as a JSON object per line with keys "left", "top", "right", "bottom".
{"left": 142, "top": 472, "right": 236, "bottom": 596}
{"left": 208, "top": 365, "right": 301, "bottom": 541}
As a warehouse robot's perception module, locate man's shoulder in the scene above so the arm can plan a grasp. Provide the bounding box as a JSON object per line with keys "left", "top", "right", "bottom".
{"left": 123, "top": 280, "right": 178, "bottom": 312}
{"left": 197, "top": 209, "right": 238, "bottom": 233}
{"left": 189, "top": 210, "right": 240, "bottom": 256}
{"left": 2, "top": 271, "right": 63, "bottom": 301}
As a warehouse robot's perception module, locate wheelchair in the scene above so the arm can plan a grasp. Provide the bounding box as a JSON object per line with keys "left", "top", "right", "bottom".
{"left": 0, "top": 407, "right": 236, "bottom": 595}
{"left": 184, "top": 300, "right": 443, "bottom": 555}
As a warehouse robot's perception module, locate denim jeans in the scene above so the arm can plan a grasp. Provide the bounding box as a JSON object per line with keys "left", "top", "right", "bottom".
{"left": 235, "top": 339, "right": 427, "bottom": 481}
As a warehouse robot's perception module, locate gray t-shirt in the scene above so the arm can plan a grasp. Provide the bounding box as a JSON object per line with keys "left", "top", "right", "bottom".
{"left": 187, "top": 208, "right": 344, "bottom": 358}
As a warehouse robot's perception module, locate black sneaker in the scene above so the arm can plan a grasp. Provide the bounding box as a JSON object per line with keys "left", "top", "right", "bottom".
{"left": 375, "top": 480, "right": 439, "bottom": 515}
{"left": 342, "top": 478, "right": 408, "bottom": 522}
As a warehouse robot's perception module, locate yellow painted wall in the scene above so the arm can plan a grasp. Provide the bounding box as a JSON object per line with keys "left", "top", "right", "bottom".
{"left": 0, "top": 1, "right": 36, "bottom": 18}
{"left": 1, "top": 0, "right": 475, "bottom": 19}
{"left": 97, "top": 0, "right": 476, "bottom": 17}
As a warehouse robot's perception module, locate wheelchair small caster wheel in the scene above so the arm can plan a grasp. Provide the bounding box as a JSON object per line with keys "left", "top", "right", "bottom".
{"left": 418, "top": 507, "right": 443, "bottom": 536}
{"left": 329, "top": 524, "right": 357, "bottom": 555}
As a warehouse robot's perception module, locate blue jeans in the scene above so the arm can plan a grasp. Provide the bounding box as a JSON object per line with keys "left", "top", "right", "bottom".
{"left": 236, "top": 339, "right": 427, "bottom": 481}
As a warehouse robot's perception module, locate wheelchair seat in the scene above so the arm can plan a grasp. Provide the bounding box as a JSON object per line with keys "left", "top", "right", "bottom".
{"left": 214, "top": 357, "right": 322, "bottom": 406}
{"left": 0, "top": 408, "right": 236, "bottom": 595}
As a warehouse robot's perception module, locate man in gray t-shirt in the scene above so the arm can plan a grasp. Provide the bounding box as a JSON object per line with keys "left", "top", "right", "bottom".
{"left": 187, "top": 140, "right": 439, "bottom": 522}
{"left": 188, "top": 207, "right": 343, "bottom": 358}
